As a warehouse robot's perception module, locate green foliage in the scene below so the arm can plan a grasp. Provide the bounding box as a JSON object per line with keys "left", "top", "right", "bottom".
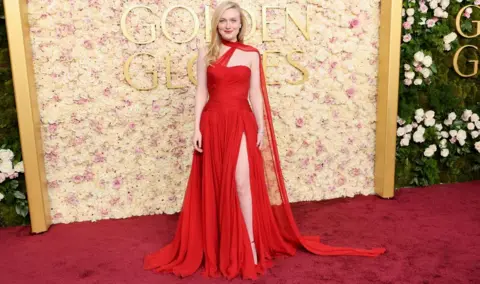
{"left": 396, "top": 1, "right": 480, "bottom": 188}
{"left": 0, "top": 3, "right": 29, "bottom": 227}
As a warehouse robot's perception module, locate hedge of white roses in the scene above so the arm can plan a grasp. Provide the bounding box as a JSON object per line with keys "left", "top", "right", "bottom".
{"left": 397, "top": 109, "right": 480, "bottom": 158}
{"left": 0, "top": 149, "right": 28, "bottom": 217}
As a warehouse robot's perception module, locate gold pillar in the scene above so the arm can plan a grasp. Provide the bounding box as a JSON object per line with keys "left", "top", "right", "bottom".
{"left": 4, "top": 0, "right": 51, "bottom": 232}
{"left": 374, "top": 0, "right": 402, "bottom": 198}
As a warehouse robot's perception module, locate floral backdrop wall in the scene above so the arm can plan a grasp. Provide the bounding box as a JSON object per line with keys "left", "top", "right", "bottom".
{"left": 25, "top": 0, "right": 381, "bottom": 223}
{"left": 396, "top": 0, "right": 480, "bottom": 188}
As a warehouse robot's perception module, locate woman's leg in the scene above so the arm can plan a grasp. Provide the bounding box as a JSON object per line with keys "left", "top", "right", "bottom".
{"left": 235, "top": 132, "right": 257, "bottom": 264}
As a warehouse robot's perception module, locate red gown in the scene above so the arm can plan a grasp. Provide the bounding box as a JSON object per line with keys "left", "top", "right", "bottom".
{"left": 144, "top": 40, "right": 386, "bottom": 280}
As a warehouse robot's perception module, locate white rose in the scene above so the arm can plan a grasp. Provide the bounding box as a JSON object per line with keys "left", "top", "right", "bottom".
{"left": 405, "top": 124, "right": 413, "bottom": 133}
{"left": 441, "top": 0, "right": 450, "bottom": 9}
{"left": 397, "top": 127, "right": 406, "bottom": 136}
{"left": 448, "top": 112, "right": 457, "bottom": 121}
{"left": 404, "top": 64, "right": 411, "bottom": 71}
{"left": 429, "top": 144, "right": 438, "bottom": 151}
{"left": 404, "top": 78, "right": 413, "bottom": 86}
{"left": 397, "top": 116, "right": 406, "bottom": 125}
{"left": 430, "top": 0, "right": 439, "bottom": 9}
{"left": 422, "top": 56, "right": 433, "bottom": 67}
{"left": 414, "top": 78, "right": 423, "bottom": 85}
{"left": 434, "top": 7, "right": 444, "bottom": 17}
{"left": 415, "top": 108, "right": 425, "bottom": 117}
{"left": 449, "top": 130, "right": 458, "bottom": 137}
{"left": 457, "top": 129, "right": 467, "bottom": 140}
{"left": 458, "top": 139, "right": 465, "bottom": 146}
{"left": 471, "top": 113, "right": 479, "bottom": 122}
{"left": 441, "top": 148, "right": 449, "bottom": 157}
{"left": 462, "top": 109, "right": 473, "bottom": 121}
{"left": 444, "top": 43, "right": 452, "bottom": 51}
{"left": 444, "top": 32, "right": 457, "bottom": 44}
{"left": 405, "top": 71, "right": 415, "bottom": 79}
{"left": 415, "top": 115, "right": 424, "bottom": 123}
{"left": 425, "top": 118, "right": 436, "bottom": 127}
{"left": 466, "top": 7, "right": 473, "bottom": 14}
{"left": 421, "top": 68, "right": 431, "bottom": 78}
{"left": 412, "top": 122, "right": 419, "bottom": 128}
{"left": 0, "top": 149, "right": 14, "bottom": 162}
{"left": 475, "top": 141, "right": 480, "bottom": 153}
{"left": 424, "top": 147, "right": 435, "bottom": 157}
{"left": 0, "top": 161, "right": 14, "bottom": 175}
{"left": 441, "top": 131, "right": 449, "bottom": 138}
{"left": 468, "top": 123, "right": 475, "bottom": 130}
{"left": 402, "top": 8, "right": 406, "bottom": 17}
{"left": 414, "top": 51, "right": 425, "bottom": 62}
{"left": 440, "top": 139, "right": 448, "bottom": 148}
{"left": 476, "top": 121, "right": 480, "bottom": 129}
{"left": 407, "top": 8, "right": 415, "bottom": 16}
{"left": 444, "top": 119, "right": 453, "bottom": 126}
{"left": 400, "top": 137, "right": 410, "bottom": 146}
{"left": 425, "top": 110, "right": 435, "bottom": 119}
{"left": 407, "top": 16, "right": 415, "bottom": 25}
{"left": 413, "top": 130, "right": 425, "bottom": 143}
{"left": 435, "top": 124, "right": 443, "bottom": 131}
{"left": 0, "top": 192, "right": 4, "bottom": 201}
{"left": 442, "top": 11, "right": 448, "bottom": 18}
{"left": 471, "top": 131, "right": 479, "bottom": 139}
{"left": 13, "top": 161, "right": 24, "bottom": 173}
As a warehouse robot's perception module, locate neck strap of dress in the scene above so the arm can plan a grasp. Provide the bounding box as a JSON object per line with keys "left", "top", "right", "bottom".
{"left": 221, "top": 39, "right": 243, "bottom": 48}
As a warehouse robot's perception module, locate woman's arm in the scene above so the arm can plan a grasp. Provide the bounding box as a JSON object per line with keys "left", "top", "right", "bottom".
{"left": 248, "top": 52, "right": 264, "bottom": 133}
{"left": 194, "top": 47, "right": 209, "bottom": 131}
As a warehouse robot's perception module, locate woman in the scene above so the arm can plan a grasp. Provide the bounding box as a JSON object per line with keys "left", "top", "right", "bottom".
{"left": 144, "top": 1, "right": 385, "bottom": 280}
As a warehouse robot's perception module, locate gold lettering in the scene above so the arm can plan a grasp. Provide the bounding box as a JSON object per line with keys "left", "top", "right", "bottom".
{"left": 286, "top": 50, "right": 309, "bottom": 85}
{"left": 242, "top": 8, "right": 257, "bottom": 40}
{"left": 123, "top": 53, "right": 158, "bottom": 91}
{"left": 262, "top": 6, "right": 283, "bottom": 42}
{"left": 205, "top": 5, "right": 211, "bottom": 43}
{"left": 453, "top": 45, "right": 479, "bottom": 77}
{"left": 187, "top": 54, "right": 198, "bottom": 85}
{"left": 286, "top": 6, "right": 310, "bottom": 40}
{"left": 161, "top": 5, "right": 200, "bottom": 43}
{"left": 120, "top": 5, "right": 156, "bottom": 44}
{"left": 456, "top": 5, "right": 480, "bottom": 38}
{"left": 165, "top": 53, "right": 186, "bottom": 89}
{"left": 262, "top": 51, "right": 281, "bottom": 85}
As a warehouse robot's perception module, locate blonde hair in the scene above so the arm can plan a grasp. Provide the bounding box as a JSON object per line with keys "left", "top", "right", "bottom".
{"left": 205, "top": 1, "right": 247, "bottom": 65}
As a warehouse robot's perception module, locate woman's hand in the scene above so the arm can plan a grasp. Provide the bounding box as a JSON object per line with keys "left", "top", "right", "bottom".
{"left": 193, "top": 129, "right": 203, "bottom": 153}
{"left": 256, "top": 129, "right": 264, "bottom": 150}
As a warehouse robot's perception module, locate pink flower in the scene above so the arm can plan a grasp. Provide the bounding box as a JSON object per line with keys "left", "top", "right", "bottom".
{"left": 94, "top": 151, "right": 105, "bottom": 163}
{"left": 296, "top": 117, "right": 304, "bottom": 128}
{"left": 464, "top": 12, "right": 471, "bottom": 19}
{"left": 48, "top": 123, "right": 57, "bottom": 133}
{"left": 73, "top": 175, "right": 84, "bottom": 184}
{"left": 152, "top": 101, "right": 161, "bottom": 112}
{"left": 419, "top": 4, "right": 428, "bottom": 13}
{"left": 286, "top": 149, "right": 294, "bottom": 157}
{"left": 476, "top": 0, "right": 480, "bottom": 5}
{"left": 336, "top": 176, "right": 346, "bottom": 186}
{"left": 315, "top": 163, "right": 324, "bottom": 171}
{"left": 349, "top": 19, "right": 360, "bottom": 29}
{"left": 403, "top": 34, "right": 412, "bottom": 43}
{"left": 402, "top": 21, "right": 412, "bottom": 30}
{"left": 83, "top": 40, "right": 93, "bottom": 49}
{"left": 415, "top": 66, "right": 423, "bottom": 72}
{"left": 113, "top": 177, "right": 122, "bottom": 189}
{"left": 129, "top": 122, "right": 136, "bottom": 129}
{"left": 346, "top": 87, "right": 355, "bottom": 98}
{"left": 426, "top": 19, "right": 435, "bottom": 28}
{"left": 103, "top": 87, "right": 111, "bottom": 97}
{"left": 349, "top": 168, "right": 361, "bottom": 176}
{"left": 84, "top": 171, "right": 95, "bottom": 181}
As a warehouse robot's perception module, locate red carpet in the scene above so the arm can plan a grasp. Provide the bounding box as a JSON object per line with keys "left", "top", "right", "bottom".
{"left": 1, "top": 181, "right": 479, "bottom": 284}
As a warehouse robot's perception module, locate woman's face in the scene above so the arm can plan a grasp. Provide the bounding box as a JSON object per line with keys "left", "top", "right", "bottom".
{"left": 217, "top": 8, "right": 241, "bottom": 42}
